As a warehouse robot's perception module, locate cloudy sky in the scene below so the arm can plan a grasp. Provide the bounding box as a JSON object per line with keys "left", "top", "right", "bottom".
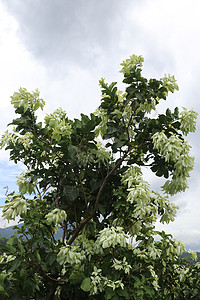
{"left": 0, "top": 0, "right": 200, "bottom": 250}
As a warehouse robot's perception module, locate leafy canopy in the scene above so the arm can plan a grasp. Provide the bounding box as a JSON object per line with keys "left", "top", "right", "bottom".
{"left": 0, "top": 54, "right": 199, "bottom": 300}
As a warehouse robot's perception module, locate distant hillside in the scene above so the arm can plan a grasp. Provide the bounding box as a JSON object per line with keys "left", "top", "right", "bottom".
{"left": 0, "top": 224, "right": 63, "bottom": 240}
{"left": 0, "top": 225, "right": 20, "bottom": 239}
{"left": 181, "top": 251, "right": 200, "bottom": 263}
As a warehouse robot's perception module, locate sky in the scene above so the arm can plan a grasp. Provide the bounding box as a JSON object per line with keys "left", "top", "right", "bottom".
{"left": 0, "top": 0, "right": 200, "bottom": 250}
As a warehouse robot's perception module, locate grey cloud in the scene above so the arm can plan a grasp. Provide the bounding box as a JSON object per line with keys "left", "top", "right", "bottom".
{"left": 2, "top": 0, "right": 131, "bottom": 70}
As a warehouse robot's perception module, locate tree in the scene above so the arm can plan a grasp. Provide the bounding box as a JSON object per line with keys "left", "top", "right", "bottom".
{"left": 0, "top": 54, "right": 199, "bottom": 299}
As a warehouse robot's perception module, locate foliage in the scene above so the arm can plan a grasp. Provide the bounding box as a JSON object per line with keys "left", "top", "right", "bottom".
{"left": 0, "top": 55, "right": 199, "bottom": 299}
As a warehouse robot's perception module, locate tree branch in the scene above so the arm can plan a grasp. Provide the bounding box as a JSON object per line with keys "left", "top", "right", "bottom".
{"left": 78, "top": 175, "right": 89, "bottom": 217}
{"left": 74, "top": 200, "right": 78, "bottom": 225}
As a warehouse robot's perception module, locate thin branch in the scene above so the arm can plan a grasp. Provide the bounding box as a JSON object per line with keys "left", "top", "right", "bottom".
{"left": 74, "top": 200, "right": 78, "bottom": 225}
{"left": 35, "top": 184, "right": 42, "bottom": 200}
{"left": 4, "top": 186, "right": 9, "bottom": 197}
{"left": 41, "top": 270, "right": 66, "bottom": 283}
{"left": 50, "top": 231, "right": 56, "bottom": 244}
{"left": 22, "top": 232, "right": 30, "bottom": 242}
{"left": 61, "top": 220, "right": 68, "bottom": 243}
{"left": 55, "top": 185, "right": 60, "bottom": 206}
{"left": 76, "top": 139, "right": 83, "bottom": 157}
{"left": 78, "top": 175, "right": 89, "bottom": 217}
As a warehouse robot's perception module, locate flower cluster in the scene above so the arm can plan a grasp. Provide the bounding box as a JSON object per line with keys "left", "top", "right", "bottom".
{"left": 160, "top": 74, "right": 179, "bottom": 94}
{"left": 120, "top": 54, "right": 144, "bottom": 75}
{"left": 78, "top": 142, "right": 112, "bottom": 167}
{"left": 45, "top": 208, "right": 67, "bottom": 225}
{"left": 188, "top": 249, "right": 198, "bottom": 261}
{"left": 44, "top": 108, "right": 72, "bottom": 142}
{"left": 96, "top": 226, "right": 128, "bottom": 249}
{"left": 122, "top": 168, "right": 179, "bottom": 230}
{"left": 0, "top": 253, "right": 16, "bottom": 263}
{"left": 112, "top": 257, "right": 132, "bottom": 274}
{"left": 16, "top": 170, "right": 36, "bottom": 195}
{"left": 0, "top": 130, "right": 33, "bottom": 150}
{"left": 152, "top": 132, "right": 194, "bottom": 195}
{"left": 89, "top": 266, "right": 124, "bottom": 295}
{"left": 152, "top": 132, "right": 183, "bottom": 162}
{"left": 10, "top": 88, "right": 45, "bottom": 112}
{"left": 148, "top": 266, "right": 160, "bottom": 291}
{"left": 57, "top": 244, "right": 85, "bottom": 265}
{"left": 165, "top": 238, "right": 186, "bottom": 257}
{"left": 180, "top": 107, "right": 198, "bottom": 135}
{"left": 122, "top": 167, "right": 153, "bottom": 221}
{"left": 2, "top": 193, "right": 27, "bottom": 221}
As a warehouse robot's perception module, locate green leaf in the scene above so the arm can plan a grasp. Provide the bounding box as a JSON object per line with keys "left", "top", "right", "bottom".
{"left": 166, "top": 108, "right": 172, "bottom": 117}
{"left": 133, "top": 276, "right": 142, "bottom": 288}
{"left": 69, "top": 270, "right": 85, "bottom": 285}
{"left": 22, "top": 279, "right": 36, "bottom": 295}
{"left": 7, "top": 235, "right": 16, "bottom": 246}
{"left": 117, "top": 288, "right": 129, "bottom": 298}
{"left": 81, "top": 277, "right": 91, "bottom": 292}
{"left": 63, "top": 185, "right": 79, "bottom": 202}
{"left": 143, "top": 285, "right": 155, "bottom": 296}
{"left": 105, "top": 289, "right": 115, "bottom": 299}
{"left": 0, "top": 273, "right": 7, "bottom": 285}
{"left": 8, "top": 258, "right": 22, "bottom": 273}
{"left": 46, "top": 253, "right": 57, "bottom": 265}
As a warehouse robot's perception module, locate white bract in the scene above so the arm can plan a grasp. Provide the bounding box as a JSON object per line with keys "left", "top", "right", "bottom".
{"left": 120, "top": 54, "right": 144, "bottom": 74}
{"left": 2, "top": 194, "right": 27, "bottom": 221}
{"left": 188, "top": 249, "right": 198, "bottom": 261}
{"left": 10, "top": 88, "right": 45, "bottom": 112}
{"left": 45, "top": 208, "right": 67, "bottom": 225}
{"left": 159, "top": 202, "right": 178, "bottom": 224}
{"left": 44, "top": 108, "right": 72, "bottom": 142}
{"left": 160, "top": 74, "right": 179, "bottom": 94}
{"left": 77, "top": 142, "right": 112, "bottom": 168}
{"left": 112, "top": 257, "right": 132, "bottom": 274}
{"left": 0, "top": 253, "right": 16, "bottom": 263}
{"left": 90, "top": 267, "right": 104, "bottom": 295}
{"left": 152, "top": 132, "right": 182, "bottom": 162}
{"left": 16, "top": 170, "right": 37, "bottom": 195}
{"left": 165, "top": 239, "right": 186, "bottom": 257}
{"left": 148, "top": 266, "right": 160, "bottom": 291}
{"left": 152, "top": 131, "right": 194, "bottom": 195}
{"left": 90, "top": 266, "right": 124, "bottom": 295}
{"left": 180, "top": 107, "right": 198, "bottom": 135}
{"left": 0, "top": 130, "right": 33, "bottom": 150}
{"left": 96, "top": 226, "right": 128, "bottom": 249}
{"left": 57, "top": 244, "right": 85, "bottom": 265}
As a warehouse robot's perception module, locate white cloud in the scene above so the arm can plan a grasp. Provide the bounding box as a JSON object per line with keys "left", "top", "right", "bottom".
{"left": 126, "top": 0, "right": 200, "bottom": 104}
{"left": 0, "top": 209, "right": 20, "bottom": 228}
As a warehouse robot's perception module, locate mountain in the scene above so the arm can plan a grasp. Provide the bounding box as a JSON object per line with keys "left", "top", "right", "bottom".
{"left": 0, "top": 225, "right": 19, "bottom": 239}
{"left": 0, "top": 224, "right": 63, "bottom": 240}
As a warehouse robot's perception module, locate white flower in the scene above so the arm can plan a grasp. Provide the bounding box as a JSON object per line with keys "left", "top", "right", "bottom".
{"left": 120, "top": 54, "right": 144, "bottom": 75}
{"left": 96, "top": 226, "right": 128, "bottom": 249}
{"left": 45, "top": 208, "right": 67, "bottom": 225}
{"left": 152, "top": 131, "right": 194, "bottom": 195}
{"left": 2, "top": 194, "right": 27, "bottom": 221}
{"left": 188, "top": 249, "right": 198, "bottom": 261}
{"left": 180, "top": 107, "right": 198, "bottom": 135}
{"left": 57, "top": 245, "right": 85, "bottom": 265}
{"left": 112, "top": 257, "right": 132, "bottom": 274}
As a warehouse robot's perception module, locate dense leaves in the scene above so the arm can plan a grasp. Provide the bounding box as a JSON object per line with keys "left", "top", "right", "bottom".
{"left": 0, "top": 54, "right": 198, "bottom": 299}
